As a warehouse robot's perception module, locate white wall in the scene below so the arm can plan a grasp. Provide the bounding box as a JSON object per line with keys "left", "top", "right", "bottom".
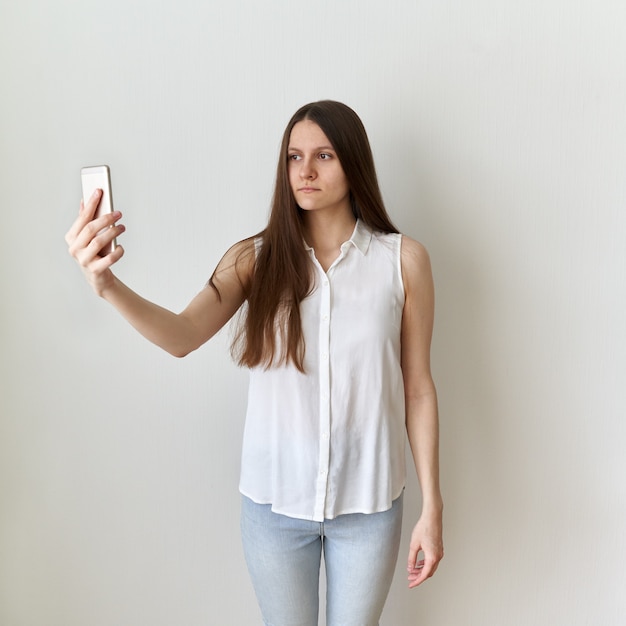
{"left": 1, "top": 1, "right": 624, "bottom": 624}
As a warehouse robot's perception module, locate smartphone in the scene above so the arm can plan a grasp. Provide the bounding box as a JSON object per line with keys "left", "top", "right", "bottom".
{"left": 80, "top": 165, "right": 116, "bottom": 256}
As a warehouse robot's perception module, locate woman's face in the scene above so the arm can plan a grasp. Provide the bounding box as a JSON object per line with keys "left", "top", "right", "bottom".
{"left": 287, "top": 120, "right": 351, "bottom": 216}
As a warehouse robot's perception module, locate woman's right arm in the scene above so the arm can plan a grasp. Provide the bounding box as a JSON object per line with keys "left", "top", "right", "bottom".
{"left": 65, "top": 189, "right": 252, "bottom": 357}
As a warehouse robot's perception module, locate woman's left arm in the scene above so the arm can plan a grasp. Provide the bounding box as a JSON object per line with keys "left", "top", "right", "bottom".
{"left": 400, "top": 236, "right": 444, "bottom": 589}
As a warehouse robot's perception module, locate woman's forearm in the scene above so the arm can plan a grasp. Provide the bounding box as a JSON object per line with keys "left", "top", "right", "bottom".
{"left": 101, "top": 276, "right": 203, "bottom": 357}
{"left": 406, "top": 389, "right": 443, "bottom": 516}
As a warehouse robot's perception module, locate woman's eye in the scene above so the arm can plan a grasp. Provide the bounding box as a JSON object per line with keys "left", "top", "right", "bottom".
{"left": 288, "top": 154, "right": 301, "bottom": 161}
{"left": 319, "top": 153, "right": 331, "bottom": 160}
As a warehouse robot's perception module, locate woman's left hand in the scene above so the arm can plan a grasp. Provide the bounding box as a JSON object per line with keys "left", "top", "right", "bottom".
{"left": 406, "top": 514, "right": 444, "bottom": 588}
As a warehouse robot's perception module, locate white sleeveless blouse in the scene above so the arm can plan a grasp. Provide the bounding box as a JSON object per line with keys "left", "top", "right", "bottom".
{"left": 239, "top": 220, "right": 406, "bottom": 521}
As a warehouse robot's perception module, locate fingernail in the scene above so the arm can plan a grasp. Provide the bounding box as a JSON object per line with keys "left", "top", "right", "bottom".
{"left": 92, "top": 189, "right": 102, "bottom": 198}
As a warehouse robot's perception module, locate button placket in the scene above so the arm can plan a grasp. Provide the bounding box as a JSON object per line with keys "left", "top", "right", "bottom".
{"left": 314, "top": 269, "right": 332, "bottom": 520}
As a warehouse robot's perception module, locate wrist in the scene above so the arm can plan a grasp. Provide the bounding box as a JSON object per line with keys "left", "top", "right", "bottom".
{"left": 97, "top": 273, "right": 118, "bottom": 300}
{"left": 420, "top": 496, "right": 443, "bottom": 519}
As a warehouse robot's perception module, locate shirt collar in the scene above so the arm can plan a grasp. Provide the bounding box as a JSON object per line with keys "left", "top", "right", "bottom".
{"left": 348, "top": 219, "right": 373, "bottom": 255}
{"left": 303, "top": 219, "right": 372, "bottom": 256}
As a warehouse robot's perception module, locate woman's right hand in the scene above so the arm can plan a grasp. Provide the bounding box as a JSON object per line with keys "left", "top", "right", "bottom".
{"left": 65, "top": 189, "right": 250, "bottom": 356}
{"left": 65, "top": 189, "right": 126, "bottom": 296}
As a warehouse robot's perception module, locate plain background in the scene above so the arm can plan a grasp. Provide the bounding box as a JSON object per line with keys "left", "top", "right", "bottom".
{"left": 1, "top": 1, "right": 625, "bottom": 624}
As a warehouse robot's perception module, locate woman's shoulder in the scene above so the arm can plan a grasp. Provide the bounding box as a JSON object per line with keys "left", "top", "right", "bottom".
{"left": 369, "top": 228, "right": 428, "bottom": 261}
{"left": 399, "top": 235, "right": 433, "bottom": 291}
{"left": 212, "top": 236, "right": 258, "bottom": 290}
{"left": 221, "top": 236, "right": 257, "bottom": 266}
{"left": 400, "top": 234, "right": 429, "bottom": 259}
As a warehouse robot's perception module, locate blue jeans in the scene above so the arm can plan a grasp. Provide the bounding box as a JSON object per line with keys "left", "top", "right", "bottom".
{"left": 240, "top": 493, "right": 403, "bottom": 626}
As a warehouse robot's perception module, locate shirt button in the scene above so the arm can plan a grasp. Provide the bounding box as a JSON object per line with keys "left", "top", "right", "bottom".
{"left": 321, "top": 352, "right": 328, "bottom": 360}
{"left": 323, "top": 279, "right": 329, "bottom": 287}
{"left": 322, "top": 432, "right": 329, "bottom": 439}
{"left": 322, "top": 314, "right": 329, "bottom": 322}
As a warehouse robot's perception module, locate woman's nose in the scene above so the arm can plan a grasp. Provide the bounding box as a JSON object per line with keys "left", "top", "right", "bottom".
{"left": 299, "top": 158, "right": 316, "bottom": 179}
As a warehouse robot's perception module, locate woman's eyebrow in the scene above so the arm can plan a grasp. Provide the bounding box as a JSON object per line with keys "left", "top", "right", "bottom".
{"left": 287, "top": 145, "right": 335, "bottom": 152}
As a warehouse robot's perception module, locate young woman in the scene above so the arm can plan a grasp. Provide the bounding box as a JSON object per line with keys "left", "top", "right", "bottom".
{"left": 66, "top": 100, "right": 443, "bottom": 625}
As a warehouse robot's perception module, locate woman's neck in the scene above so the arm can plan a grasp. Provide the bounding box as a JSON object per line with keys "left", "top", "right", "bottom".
{"left": 301, "top": 208, "right": 357, "bottom": 272}
{"left": 302, "top": 208, "right": 357, "bottom": 256}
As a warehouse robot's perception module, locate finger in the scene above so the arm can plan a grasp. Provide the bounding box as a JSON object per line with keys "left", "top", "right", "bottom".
{"left": 407, "top": 557, "right": 424, "bottom": 578}
{"left": 97, "top": 242, "right": 125, "bottom": 266}
{"left": 70, "top": 212, "right": 123, "bottom": 261}
{"left": 89, "top": 223, "right": 125, "bottom": 258}
{"left": 407, "top": 545, "right": 421, "bottom": 572}
{"left": 419, "top": 556, "right": 437, "bottom": 579}
{"left": 80, "top": 244, "right": 125, "bottom": 276}
{"left": 65, "top": 190, "right": 103, "bottom": 246}
{"left": 83, "top": 188, "right": 103, "bottom": 218}
{"left": 407, "top": 557, "right": 439, "bottom": 589}
{"left": 68, "top": 188, "right": 118, "bottom": 245}
{"left": 74, "top": 222, "right": 125, "bottom": 267}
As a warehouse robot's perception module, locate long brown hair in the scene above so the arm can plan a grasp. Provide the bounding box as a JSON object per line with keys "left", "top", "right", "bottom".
{"left": 232, "top": 100, "right": 399, "bottom": 371}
